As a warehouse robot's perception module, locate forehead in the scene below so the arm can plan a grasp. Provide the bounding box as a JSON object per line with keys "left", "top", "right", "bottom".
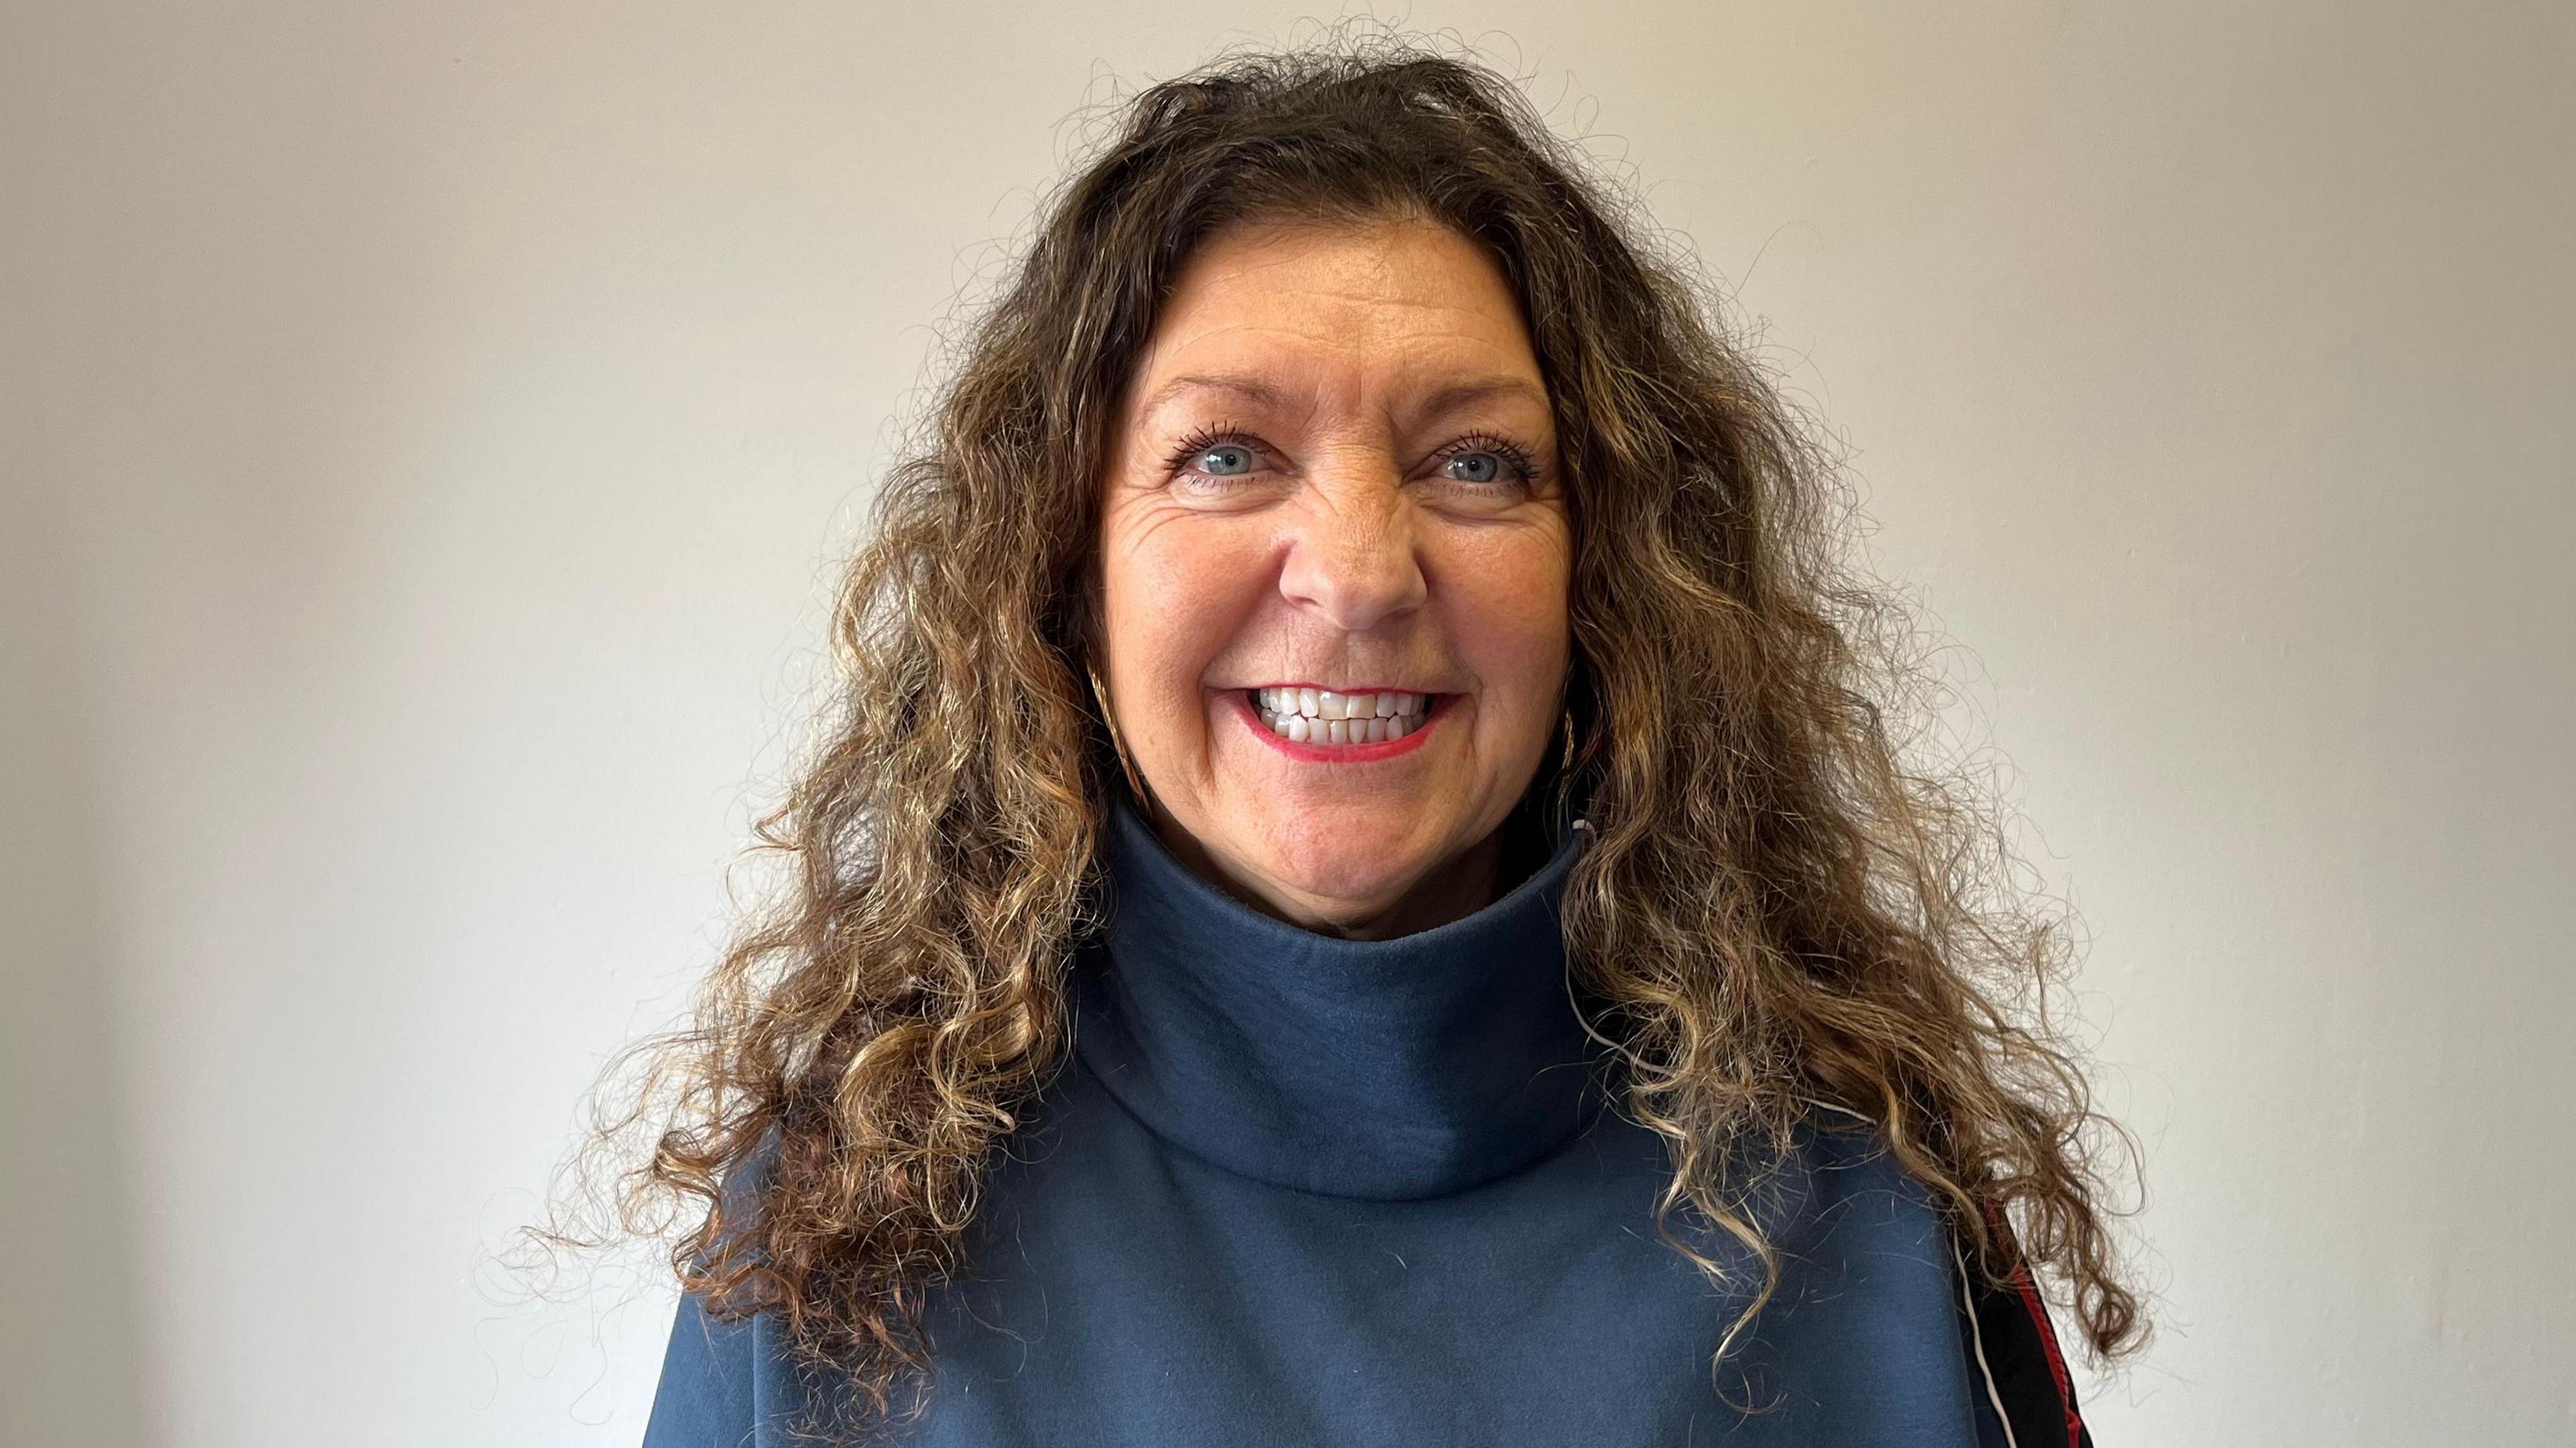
{"left": 1125, "top": 218, "right": 1548, "bottom": 422}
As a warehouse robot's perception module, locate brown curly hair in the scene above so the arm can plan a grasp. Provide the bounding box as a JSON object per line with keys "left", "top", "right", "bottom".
{"left": 536, "top": 29, "right": 2145, "bottom": 1445}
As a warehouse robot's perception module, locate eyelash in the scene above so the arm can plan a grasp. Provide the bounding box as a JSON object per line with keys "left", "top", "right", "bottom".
{"left": 1163, "top": 422, "right": 1542, "bottom": 489}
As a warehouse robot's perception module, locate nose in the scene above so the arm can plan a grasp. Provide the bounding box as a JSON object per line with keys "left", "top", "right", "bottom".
{"left": 1275, "top": 467, "right": 1428, "bottom": 634}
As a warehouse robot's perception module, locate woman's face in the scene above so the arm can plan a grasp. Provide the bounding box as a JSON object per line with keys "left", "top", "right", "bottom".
{"left": 1095, "top": 215, "right": 1572, "bottom": 936}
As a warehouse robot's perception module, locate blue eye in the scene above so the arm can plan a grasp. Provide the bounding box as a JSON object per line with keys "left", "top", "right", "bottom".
{"left": 1198, "top": 443, "right": 1256, "bottom": 476}
{"left": 1444, "top": 451, "right": 1506, "bottom": 484}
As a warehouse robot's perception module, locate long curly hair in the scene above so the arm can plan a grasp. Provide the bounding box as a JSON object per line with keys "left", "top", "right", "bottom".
{"left": 539, "top": 31, "right": 2145, "bottom": 1444}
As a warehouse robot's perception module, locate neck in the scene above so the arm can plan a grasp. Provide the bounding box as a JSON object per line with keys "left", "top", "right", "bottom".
{"left": 1074, "top": 788, "right": 1606, "bottom": 1200}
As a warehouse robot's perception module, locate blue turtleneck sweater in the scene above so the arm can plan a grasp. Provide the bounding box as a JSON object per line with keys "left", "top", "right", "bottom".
{"left": 643, "top": 795, "right": 2010, "bottom": 1446}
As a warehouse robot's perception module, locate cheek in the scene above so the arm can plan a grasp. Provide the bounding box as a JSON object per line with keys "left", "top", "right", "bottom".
{"left": 1443, "top": 526, "right": 1572, "bottom": 726}
{"left": 1101, "top": 506, "right": 1272, "bottom": 724}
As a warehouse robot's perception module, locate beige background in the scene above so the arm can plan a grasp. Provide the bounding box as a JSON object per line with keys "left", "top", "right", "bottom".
{"left": 6, "top": 3, "right": 2571, "bottom": 1445}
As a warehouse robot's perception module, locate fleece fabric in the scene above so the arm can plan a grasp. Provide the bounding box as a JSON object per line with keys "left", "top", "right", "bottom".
{"left": 643, "top": 791, "right": 2009, "bottom": 1447}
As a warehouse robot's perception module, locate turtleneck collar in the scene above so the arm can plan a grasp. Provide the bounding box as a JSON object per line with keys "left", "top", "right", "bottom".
{"left": 1070, "top": 789, "right": 1610, "bottom": 1201}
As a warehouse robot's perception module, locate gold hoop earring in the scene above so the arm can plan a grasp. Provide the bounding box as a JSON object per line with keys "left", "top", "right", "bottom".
{"left": 1085, "top": 657, "right": 1151, "bottom": 806}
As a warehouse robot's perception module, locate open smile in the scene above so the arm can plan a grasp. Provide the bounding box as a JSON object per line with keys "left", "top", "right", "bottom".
{"left": 1228, "top": 686, "right": 1452, "bottom": 762}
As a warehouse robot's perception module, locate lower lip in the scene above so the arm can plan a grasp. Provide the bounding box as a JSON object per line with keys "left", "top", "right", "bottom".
{"left": 1230, "top": 690, "right": 1447, "bottom": 763}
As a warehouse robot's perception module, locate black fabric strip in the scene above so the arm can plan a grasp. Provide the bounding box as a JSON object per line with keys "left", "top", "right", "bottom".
{"left": 1962, "top": 1216, "right": 2093, "bottom": 1448}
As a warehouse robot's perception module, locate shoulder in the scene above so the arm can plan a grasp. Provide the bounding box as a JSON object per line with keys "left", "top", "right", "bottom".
{"left": 641, "top": 1129, "right": 790, "bottom": 1447}
{"left": 1791, "top": 1099, "right": 2096, "bottom": 1448}
{"left": 642, "top": 1290, "right": 764, "bottom": 1448}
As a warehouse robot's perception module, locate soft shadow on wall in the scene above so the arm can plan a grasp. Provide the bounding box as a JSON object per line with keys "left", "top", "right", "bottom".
{"left": 1, "top": 484, "right": 150, "bottom": 1447}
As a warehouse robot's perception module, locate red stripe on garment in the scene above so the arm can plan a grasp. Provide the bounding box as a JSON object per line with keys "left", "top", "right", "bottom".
{"left": 1984, "top": 1203, "right": 2086, "bottom": 1448}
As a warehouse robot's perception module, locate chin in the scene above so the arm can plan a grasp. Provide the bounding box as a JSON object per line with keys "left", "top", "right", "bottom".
{"left": 1246, "top": 821, "right": 1431, "bottom": 910}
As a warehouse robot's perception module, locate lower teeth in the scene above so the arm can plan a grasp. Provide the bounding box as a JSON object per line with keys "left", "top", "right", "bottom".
{"left": 1254, "top": 698, "right": 1427, "bottom": 744}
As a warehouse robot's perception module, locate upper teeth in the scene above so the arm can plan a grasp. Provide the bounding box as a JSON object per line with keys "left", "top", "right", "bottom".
{"left": 1256, "top": 685, "right": 1442, "bottom": 742}
{"left": 1252, "top": 687, "right": 1432, "bottom": 746}
{"left": 1256, "top": 687, "right": 1426, "bottom": 720}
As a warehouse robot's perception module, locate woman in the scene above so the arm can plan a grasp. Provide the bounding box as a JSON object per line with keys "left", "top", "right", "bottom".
{"left": 586, "top": 40, "right": 2144, "bottom": 1448}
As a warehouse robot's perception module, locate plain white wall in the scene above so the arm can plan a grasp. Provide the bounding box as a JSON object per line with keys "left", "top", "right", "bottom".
{"left": 6, "top": 3, "right": 2571, "bottom": 1445}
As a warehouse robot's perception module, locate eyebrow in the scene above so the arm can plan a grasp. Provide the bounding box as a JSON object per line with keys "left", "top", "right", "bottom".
{"left": 1136, "top": 372, "right": 1551, "bottom": 427}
